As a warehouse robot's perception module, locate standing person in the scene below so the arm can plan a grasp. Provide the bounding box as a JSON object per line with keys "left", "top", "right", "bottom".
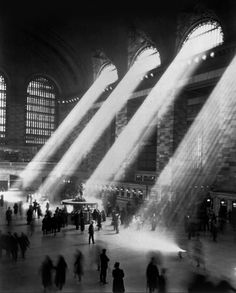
{"left": 97, "top": 212, "right": 102, "bottom": 231}
{"left": 6, "top": 207, "right": 12, "bottom": 226}
{"left": 74, "top": 249, "right": 84, "bottom": 282}
{"left": 100, "top": 249, "right": 110, "bottom": 284}
{"left": 88, "top": 221, "right": 95, "bottom": 244}
{"left": 80, "top": 210, "right": 85, "bottom": 232}
{"left": 74, "top": 212, "right": 79, "bottom": 230}
{"left": 13, "top": 203, "right": 18, "bottom": 217}
{"left": 112, "top": 262, "right": 125, "bottom": 293}
{"left": 55, "top": 255, "right": 68, "bottom": 290}
{"left": 146, "top": 257, "right": 159, "bottom": 293}
{"left": 40, "top": 256, "right": 54, "bottom": 292}
{"left": 211, "top": 220, "right": 218, "bottom": 242}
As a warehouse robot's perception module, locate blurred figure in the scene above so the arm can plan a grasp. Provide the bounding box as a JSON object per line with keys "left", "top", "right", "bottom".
{"left": 55, "top": 255, "right": 68, "bottom": 290}
{"left": 80, "top": 210, "right": 85, "bottom": 232}
{"left": 158, "top": 268, "right": 167, "bottom": 293}
{"left": 215, "top": 279, "right": 236, "bottom": 292}
{"left": 6, "top": 207, "right": 12, "bottom": 226}
{"left": 192, "top": 233, "right": 205, "bottom": 269}
{"left": 29, "top": 218, "right": 35, "bottom": 236}
{"left": 13, "top": 203, "right": 18, "bottom": 217}
{"left": 74, "top": 249, "right": 84, "bottom": 282}
{"left": 18, "top": 232, "right": 30, "bottom": 259}
{"left": 112, "top": 262, "right": 125, "bottom": 293}
{"left": 151, "top": 213, "right": 157, "bottom": 231}
{"left": 146, "top": 257, "right": 159, "bottom": 293}
{"left": 188, "top": 272, "right": 215, "bottom": 292}
{"left": 40, "top": 256, "right": 54, "bottom": 292}
{"left": 100, "top": 249, "right": 110, "bottom": 284}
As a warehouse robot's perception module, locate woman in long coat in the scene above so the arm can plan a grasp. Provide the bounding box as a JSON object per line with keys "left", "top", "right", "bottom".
{"left": 40, "top": 256, "right": 54, "bottom": 292}
{"left": 55, "top": 255, "right": 68, "bottom": 290}
{"left": 112, "top": 262, "right": 125, "bottom": 293}
{"left": 146, "top": 257, "right": 159, "bottom": 293}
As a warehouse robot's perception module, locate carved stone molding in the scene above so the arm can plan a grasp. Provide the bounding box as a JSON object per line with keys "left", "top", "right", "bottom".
{"left": 92, "top": 50, "right": 112, "bottom": 81}
{"left": 128, "top": 27, "right": 155, "bottom": 67}
{"left": 176, "top": 5, "right": 221, "bottom": 53}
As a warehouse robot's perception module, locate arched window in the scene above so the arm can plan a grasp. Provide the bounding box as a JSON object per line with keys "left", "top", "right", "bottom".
{"left": 98, "top": 62, "right": 118, "bottom": 86}
{"left": 0, "top": 75, "right": 7, "bottom": 141}
{"left": 181, "top": 20, "right": 224, "bottom": 57}
{"left": 26, "top": 77, "right": 56, "bottom": 145}
{"left": 132, "top": 46, "right": 161, "bottom": 71}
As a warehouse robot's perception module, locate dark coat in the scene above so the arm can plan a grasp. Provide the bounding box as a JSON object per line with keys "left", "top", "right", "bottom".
{"left": 88, "top": 223, "right": 94, "bottom": 235}
{"left": 146, "top": 262, "right": 159, "bottom": 290}
{"left": 100, "top": 253, "right": 109, "bottom": 269}
{"left": 55, "top": 257, "right": 67, "bottom": 287}
{"left": 41, "top": 257, "right": 54, "bottom": 288}
{"left": 112, "top": 268, "right": 125, "bottom": 293}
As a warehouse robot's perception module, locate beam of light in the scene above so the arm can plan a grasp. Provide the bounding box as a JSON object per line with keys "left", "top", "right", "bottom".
{"left": 16, "top": 68, "right": 118, "bottom": 192}
{"left": 145, "top": 54, "right": 236, "bottom": 226}
{"left": 38, "top": 54, "right": 160, "bottom": 201}
{"left": 84, "top": 46, "right": 204, "bottom": 195}
{"left": 113, "top": 227, "right": 185, "bottom": 254}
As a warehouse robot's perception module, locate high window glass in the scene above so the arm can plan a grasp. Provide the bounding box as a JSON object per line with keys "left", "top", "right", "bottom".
{"left": 26, "top": 77, "right": 56, "bottom": 145}
{"left": 133, "top": 46, "right": 161, "bottom": 70}
{"left": 98, "top": 63, "right": 118, "bottom": 85}
{"left": 0, "top": 75, "right": 6, "bottom": 141}
{"left": 182, "top": 20, "right": 224, "bottom": 56}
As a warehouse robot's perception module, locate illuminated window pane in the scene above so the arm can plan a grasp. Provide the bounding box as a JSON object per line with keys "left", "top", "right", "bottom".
{"left": 182, "top": 20, "right": 224, "bottom": 57}
{"left": 0, "top": 75, "right": 6, "bottom": 141}
{"left": 98, "top": 63, "right": 118, "bottom": 85}
{"left": 26, "top": 77, "right": 56, "bottom": 145}
{"left": 133, "top": 46, "right": 161, "bottom": 71}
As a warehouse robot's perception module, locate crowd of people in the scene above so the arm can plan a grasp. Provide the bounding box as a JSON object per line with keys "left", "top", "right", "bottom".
{"left": 39, "top": 248, "right": 126, "bottom": 293}
{"left": 0, "top": 230, "right": 30, "bottom": 261}
{"left": 1, "top": 196, "right": 236, "bottom": 293}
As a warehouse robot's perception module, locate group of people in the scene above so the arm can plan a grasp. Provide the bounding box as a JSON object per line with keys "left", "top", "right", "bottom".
{"left": 39, "top": 248, "right": 125, "bottom": 293}
{"left": 42, "top": 207, "right": 68, "bottom": 236}
{"left": 0, "top": 230, "right": 30, "bottom": 261}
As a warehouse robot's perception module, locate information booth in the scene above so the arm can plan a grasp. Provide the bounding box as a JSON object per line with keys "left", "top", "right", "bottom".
{"left": 61, "top": 199, "right": 98, "bottom": 225}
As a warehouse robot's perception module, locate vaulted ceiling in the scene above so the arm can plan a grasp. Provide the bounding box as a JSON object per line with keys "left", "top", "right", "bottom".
{"left": 0, "top": 0, "right": 235, "bottom": 98}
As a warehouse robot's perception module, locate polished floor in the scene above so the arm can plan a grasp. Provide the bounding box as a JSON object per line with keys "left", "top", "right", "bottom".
{"left": 0, "top": 207, "right": 236, "bottom": 293}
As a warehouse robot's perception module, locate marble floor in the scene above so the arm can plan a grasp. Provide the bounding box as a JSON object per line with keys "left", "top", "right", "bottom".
{"left": 0, "top": 211, "right": 236, "bottom": 293}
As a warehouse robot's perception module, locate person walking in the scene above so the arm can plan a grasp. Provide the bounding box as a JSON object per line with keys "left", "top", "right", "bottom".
{"left": 40, "top": 256, "right": 54, "bottom": 292}
{"left": 74, "top": 249, "right": 84, "bottom": 282}
{"left": 88, "top": 221, "right": 95, "bottom": 244}
{"left": 100, "top": 249, "right": 110, "bottom": 284}
{"left": 158, "top": 268, "right": 167, "bottom": 293}
{"left": 146, "top": 257, "right": 159, "bottom": 293}
{"left": 55, "top": 255, "right": 68, "bottom": 290}
{"left": 192, "top": 233, "right": 205, "bottom": 269}
{"left": 112, "top": 262, "right": 125, "bottom": 293}
{"left": 18, "top": 232, "right": 30, "bottom": 259}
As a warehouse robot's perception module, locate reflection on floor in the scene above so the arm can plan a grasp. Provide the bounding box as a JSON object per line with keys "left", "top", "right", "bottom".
{"left": 0, "top": 210, "right": 236, "bottom": 292}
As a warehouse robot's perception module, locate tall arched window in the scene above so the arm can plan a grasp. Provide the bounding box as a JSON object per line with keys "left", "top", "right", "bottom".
{"left": 26, "top": 77, "right": 56, "bottom": 145}
{"left": 181, "top": 20, "right": 224, "bottom": 56}
{"left": 0, "top": 75, "right": 7, "bottom": 141}
{"left": 132, "top": 46, "right": 161, "bottom": 70}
